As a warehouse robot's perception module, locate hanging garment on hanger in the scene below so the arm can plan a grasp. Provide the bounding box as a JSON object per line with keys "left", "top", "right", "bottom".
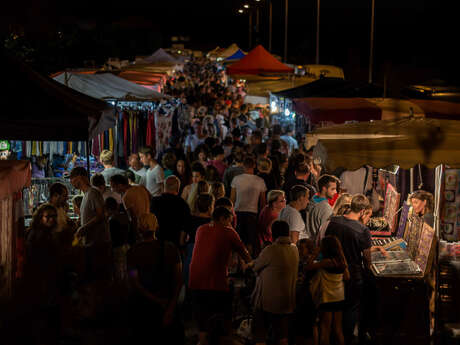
{"left": 109, "top": 128, "right": 114, "bottom": 152}
{"left": 155, "top": 111, "right": 172, "bottom": 159}
{"left": 123, "top": 112, "right": 128, "bottom": 159}
{"left": 31, "top": 141, "right": 37, "bottom": 156}
{"left": 117, "top": 113, "right": 124, "bottom": 159}
{"left": 133, "top": 114, "right": 138, "bottom": 154}
{"left": 146, "top": 111, "right": 154, "bottom": 148}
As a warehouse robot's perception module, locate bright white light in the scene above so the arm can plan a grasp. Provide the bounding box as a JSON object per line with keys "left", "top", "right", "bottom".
{"left": 244, "top": 4, "right": 250, "bottom": 8}
{"left": 285, "top": 109, "right": 290, "bottom": 116}
{"left": 238, "top": 9, "right": 244, "bottom": 13}
{"left": 271, "top": 101, "right": 278, "bottom": 113}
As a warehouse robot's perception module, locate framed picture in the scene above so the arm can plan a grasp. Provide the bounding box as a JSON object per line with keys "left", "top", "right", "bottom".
{"left": 445, "top": 190, "right": 455, "bottom": 202}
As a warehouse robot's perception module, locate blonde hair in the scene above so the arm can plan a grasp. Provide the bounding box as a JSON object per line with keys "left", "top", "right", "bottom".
{"left": 100, "top": 150, "right": 114, "bottom": 165}
{"left": 267, "top": 190, "right": 285, "bottom": 207}
{"left": 333, "top": 193, "right": 352, "bottom": 215}
{"left": 257, "top": 157, "right": 272, "bottom": 173}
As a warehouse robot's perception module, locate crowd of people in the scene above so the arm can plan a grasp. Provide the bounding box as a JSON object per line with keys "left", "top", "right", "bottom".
{"left": 14, "top": 58, "right": 436, "bottom": 345}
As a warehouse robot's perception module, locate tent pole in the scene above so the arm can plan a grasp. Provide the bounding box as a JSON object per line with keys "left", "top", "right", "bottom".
{"left": 86, "top": 140, "right": 91, "bottom": 177}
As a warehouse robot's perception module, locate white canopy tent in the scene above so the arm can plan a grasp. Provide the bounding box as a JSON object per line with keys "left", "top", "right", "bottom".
{"left": 54, "top": 72, "right": 166, "bottom": 101}
{"left": 140, "top": 48, "right": 181, "bottom": 65}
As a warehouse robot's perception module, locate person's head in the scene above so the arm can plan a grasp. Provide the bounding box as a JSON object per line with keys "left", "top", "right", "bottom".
{"left": 267, "top": 190, "right": 286, "bottom": 211}
{"left": 197, "top": 180, "right": 210, "bottom": 194}
{"left": 318, "top": 174, "right": 339, "bottom": 199}
{"left": 215, "top": 197, "right": 234, "bottom": 212}
{"left": 410, "top": 190, "right": 434, "bottom": 215}
{"left": 196, "top": 193, "right": 215, "bottom": 216}
{"left": 243, "top": 156, "right": 256, "bottom": 173}
{"left": 294, "top": 162, "right": 310, "bottom": 180}
{"left": 100, "top": 150, "right": 115, "bottom": 166}
{"left": 72, "top": 195, "right": 83, "bottom": 216}
{"left": 210, "top": 182, "right": 225, "bottom": 200}
{"left": 195, "top": 145, "right": 209, "bottom": 162}
{"left": 284, "top": 124, "right": 294, "bottom": 135}
{"left": 290, "top": 185, "right": 309, "bottom": 211}
{"left": 124, "top": 170, "right": 137, "bottom": 185}
{"left": 321, "top": 235, "right": 345, "bottom": 261}
{"left": 333, "top": 193, "right": 352, "bottom": 216}
{"left": 176, "top": 159, "right": 187, "bottom": 176}
{"left": 90, "top": 173, "right": 107, "bottom": 191}
{"left": 271, "top": 220, "right": 290, "bottom": 241}
{"left": 346, "top": 194, "right": 371, "bottom": 222}
{"left": 255, "top": 143, "right": 268, "bottom": 157}
{"left": 191, "top": 161, "right": 206, "bottom": 184}
{"left": 250, "top": 130, "right": 263, "bottom": 146}
{"left": 297, "top": 238, "right": 316, "bottom": 259}
{"left": 49, "top": 182, "right": 68, "bottom": 207}
{"left": 128, "top": 153, "right": 142, "bottom": 170}
{"left": 69, "top": 167, "right": 89, "bottom": 190}
{"left": 212, "top": 206, "right": 234, "bottom": 227}
{"left": 205, "top": 165, "right": 220, "bottom": 183}
{"left": 272, "top": 124, "right": 282, "bottom": 137}
{"left": 139, "top": 146, "right": 155, "bottom": 166}
{"left": 257, "top": 157, "right": 272, "bottom": 174}
{"left": 104, "top": 197, "right": 119, "bottom": 216}
{"left": 31, "top": 203, "right": 58, "bottom": 230}
{"left": 211, "top": 145, "right": 225, "bottom": 161}
{"left": 360, "top": 205, "right": 373, "bottom": 225}
{"left": 138, "top": 213, "right": 159, "bottom": 240}
{"left": 109, "top": 174, "right": 130, "bottom": 194}
{"left": 162, "top": 152, "right": 177, "bottom": 171}
{"left": 164, "top": 175, "right": 180, "bottom": 195}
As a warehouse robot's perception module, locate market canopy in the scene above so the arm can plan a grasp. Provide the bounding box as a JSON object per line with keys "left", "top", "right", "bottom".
{"left": 53, "top": 72, "right": 166, "bottom": 101}
{"left": 293, "top": 97, "right": 460, "bottom": 125}
{"left": 217, "top": 43, "right": 240, "bottom": 59}
{"left": 140, "top": 48, "right": 181, "bottom": 65}
{"left": 0, "top": 48, "right": 115, "bottom": 141}
{"left": 272, "top": 77, "right": 383, "bottom": 99}
{"left": 225, "top": 49, "right": 246, "bottom": 61}
{"left": 227, "top": 45, "right": 294, "bottom": 75}
{"left": 309, "top": 118, "right": 460, "bottom": 170}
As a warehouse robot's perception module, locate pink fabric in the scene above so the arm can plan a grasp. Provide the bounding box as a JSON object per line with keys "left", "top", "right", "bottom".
{"left": 0, "top": 161, "right": 31, "bottom": 200}
{"left": 257, "top": 205, "right": 279, "bottom": 246}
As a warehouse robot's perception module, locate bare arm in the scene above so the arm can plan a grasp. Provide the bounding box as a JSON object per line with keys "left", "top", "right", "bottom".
{"left": 290, "top": 231, "right": 299, "bottom": 244}
{"left": 363, "top": 248, "right": 372, "bottom": 270}
{"left": 230, "top": 187, "right": 237, "bottom": 204}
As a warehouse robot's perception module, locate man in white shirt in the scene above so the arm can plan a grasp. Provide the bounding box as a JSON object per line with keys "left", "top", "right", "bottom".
{"left": 128, "top": 153, "right": 147, "bottom": 183}
{"left": 279, "top": 185, "right": 310, "bottom": 244}
{"left": 231, "top": 156, "right": 267, "bottom": 252}
{"left": 184, "top": 120, "right": 206, "bottom": 154}
{"left": 139, "top": 146, "right": 164, "bottom": 197}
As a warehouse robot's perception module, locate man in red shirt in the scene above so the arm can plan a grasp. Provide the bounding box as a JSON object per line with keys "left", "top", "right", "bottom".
{"left": 189, "top": 206, "right": 251, "bottom": 345}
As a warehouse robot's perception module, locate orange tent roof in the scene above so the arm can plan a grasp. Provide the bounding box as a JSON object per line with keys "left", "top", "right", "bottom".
{"left": 226, "top": 45, "right": 294, "bottom": 75}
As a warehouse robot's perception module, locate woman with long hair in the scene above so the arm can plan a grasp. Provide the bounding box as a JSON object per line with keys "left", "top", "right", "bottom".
{"left": 309, "top": 235, "right": 349, "bottom": 345}
{"left": 174, "top": 159, "right": 192, "bottom": 195}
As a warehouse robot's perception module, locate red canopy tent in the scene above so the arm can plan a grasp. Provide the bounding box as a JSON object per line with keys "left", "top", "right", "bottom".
{"left": 226, "top": 45, "right": 294, "bottom": 75}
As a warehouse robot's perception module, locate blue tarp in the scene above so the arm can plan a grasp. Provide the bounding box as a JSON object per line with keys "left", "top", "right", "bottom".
{"left": 225, "top": 49, "right": 246, "bottom": 61}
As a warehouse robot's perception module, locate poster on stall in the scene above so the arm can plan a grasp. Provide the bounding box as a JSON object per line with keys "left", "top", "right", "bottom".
{"left": 396, "top": 202, "right": 410, "bottom": 238}
{"left": 415, "top": 222, "right": 435, "bottom": 274}
{"left": 441, "top": 169, "right": 460, "bottom": 241}
{"left": 405, "top": 215, "right": 424, "bottom": 260}
{"left": 383, "top": 183, "right": 400, "bottom": 234}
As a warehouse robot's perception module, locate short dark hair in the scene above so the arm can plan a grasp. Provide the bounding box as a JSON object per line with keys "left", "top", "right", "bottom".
{"left": 243, "top": 156, "right": 256, "bottom": 169}
{"left": 318, "top": 174, "right": 339, "bottom": 192}
{"left": 212, "top": 206, "right": 233, "bottom": 222}
{"left": 69, "top": 167, "right": 88, "bottom": 179}
{"left": 272, "top": 220, "right": 290, "bottom": 240}
{"left": 105, "top": 197, "right": 118, "bottom": 211}
{"left": 124, "top": 170, "right": 136, "bottom": 182}
{"left": 295, "top": 163, "right": 310, "bottom": 175}
{"left": 110, "top": 174, "right": 129, "bottom": 186}
{"left": 255, "top": 143, "right": 268, "bottom": 156}
{"left": 139, "top": 146, "right": 155, "bottom": 158}
{"left": 211, "top": 145, "right": 225, "bottom": 158}
{"left": 49, "top": 182, "right": 67, "bottom": 197}
{"left": 191, "top": 161, "right": 206, "bottom": 176}
{"left": 91, "top": 173, "right": 106, "bottom": 187}
{"left": 290, "top": 185, "right": 309, "bottom": 202}
{"left": 196, "top": 193, "right": 214, "bottom": 213}
{"left": 232, "top": 149, "right": 244, "bottom": 163}
{"left": 215, "top": 197, "right": 233, "bottom": 208}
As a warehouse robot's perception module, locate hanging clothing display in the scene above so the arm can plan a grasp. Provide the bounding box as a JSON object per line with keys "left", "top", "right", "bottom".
{"left": 155, "top": 110, "right": 173, "bottom": 158}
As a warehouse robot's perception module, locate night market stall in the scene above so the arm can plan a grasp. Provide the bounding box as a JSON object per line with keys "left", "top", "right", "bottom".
{"left": 0, "top": 160, "right": 31, "bottom": 299}
{"left": 308, "top": 117, "right": 460, "bottom": 345}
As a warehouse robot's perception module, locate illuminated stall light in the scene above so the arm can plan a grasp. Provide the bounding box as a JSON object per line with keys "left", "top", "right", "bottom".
{"left": 285, "top": 108, "right": 290, "bottom": 116}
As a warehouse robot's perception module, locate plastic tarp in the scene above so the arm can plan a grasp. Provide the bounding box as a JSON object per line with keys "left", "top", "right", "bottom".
{"left": 140, "top": 48, "right": 181, "bottom": 65}
{"left": 272, "top": 78, "right": 383, "bottom": 99}
{"left": 225, "top": 49, "right": 246, "bottom": 61}
{"left": 53, "top": 72, "right": 165, "bottom": 101}
{"left": 0, "top": 48, "right": 115, "bottom": 141}
{"left": 227, "top": 45, "right": 294, "bottom": 75}
{"left": 309, "top": 118, "right": 460, "bottom": 170}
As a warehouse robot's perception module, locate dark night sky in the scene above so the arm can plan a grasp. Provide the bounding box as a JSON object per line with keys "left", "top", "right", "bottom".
{"left": 2, "top": 0, "right": 459, "bottom": 88}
